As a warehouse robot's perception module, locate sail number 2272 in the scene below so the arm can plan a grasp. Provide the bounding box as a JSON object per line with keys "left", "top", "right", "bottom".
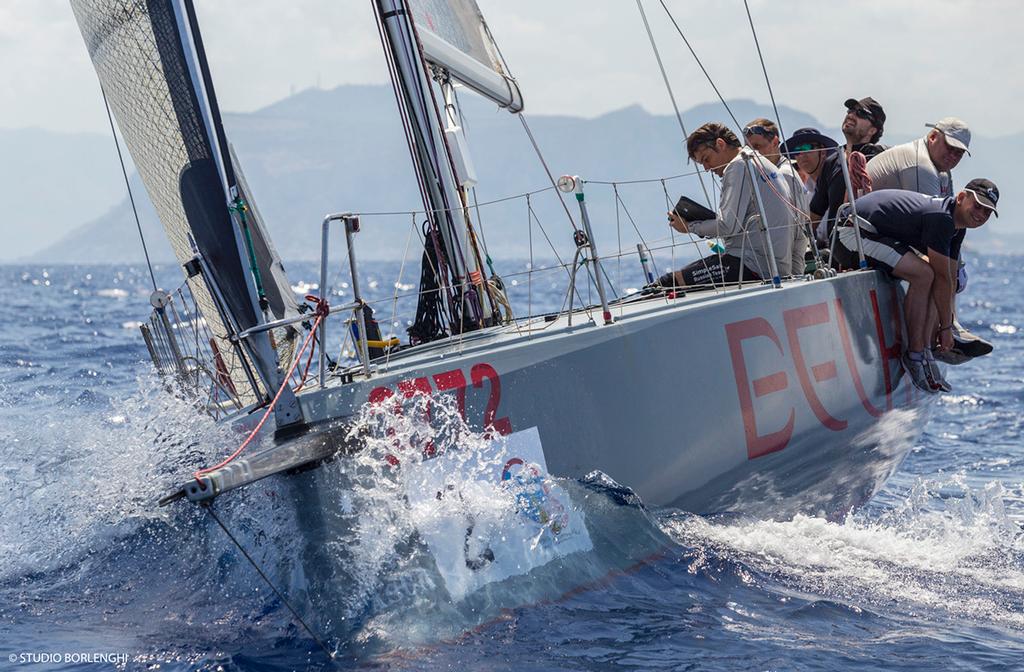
{"left": 367, "top": 362, "right": 513, "bottom": 436}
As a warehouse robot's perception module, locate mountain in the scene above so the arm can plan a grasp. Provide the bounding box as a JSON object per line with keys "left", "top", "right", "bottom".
{"left": 20, "top": 85, "right": 1024, "bottom": 265}
{"left": 0, "top": 127, "right": 126, "bottom": 260}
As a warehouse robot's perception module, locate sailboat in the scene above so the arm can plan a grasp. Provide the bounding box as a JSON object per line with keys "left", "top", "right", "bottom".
{"left": 71, "top": 0, "right": 927, "bottom": 617}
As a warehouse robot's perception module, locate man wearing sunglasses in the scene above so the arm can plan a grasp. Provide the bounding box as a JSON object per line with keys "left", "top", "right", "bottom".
{"left": 864, "top": 117, "right": 989, "bottom": 365}
{"left": 743, "top": 118, "right": 813, "bottom": 275}
{"left": 809, "top": 97, "right": 887, "bottom": 242}
{"left": 780, "top": 127, "right": 839, "bottom": 200}
{"left": 834, "top": 179, "right": 999, "bottom": 393}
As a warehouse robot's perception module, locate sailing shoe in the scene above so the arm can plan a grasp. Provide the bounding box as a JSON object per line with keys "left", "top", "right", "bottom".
{"left": 901, "top": 352, "right": 938, "bottom": 394}
{"left": 923, "top": 354, "right": 952, "bottom": 393}
{"left": 934, "top": 319, "right": 994, "bottom": 365}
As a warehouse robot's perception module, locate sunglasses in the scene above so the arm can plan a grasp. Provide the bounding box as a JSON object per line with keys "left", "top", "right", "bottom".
{"left": 848, "top": 107, "right": 874, "bottom": 122}
{"left": 790, "top": 143, "right": 817, "bottom": 153}
{"left": 744, "top": 125, "right": 776, "bottom": 138}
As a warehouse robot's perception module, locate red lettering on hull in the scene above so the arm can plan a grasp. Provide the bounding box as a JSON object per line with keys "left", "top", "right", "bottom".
{"left": 367, "top": 362, "right": 512, "bottom": 438}
{"left": 726, "top": 286, "right": 906, "bottom": 460}
{"left": 784, "top": 303, "right": 847, "bottom": 432}
{"left": 726, "top": 317, "right": 795, "bottom": 459}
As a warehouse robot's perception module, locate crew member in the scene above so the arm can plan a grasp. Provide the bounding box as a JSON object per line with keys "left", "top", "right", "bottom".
{"left": 656, "top": 122, "right": 794, "bottom": 287}
{"left": 834, "top": 179, "right": 999, "bottom": 394}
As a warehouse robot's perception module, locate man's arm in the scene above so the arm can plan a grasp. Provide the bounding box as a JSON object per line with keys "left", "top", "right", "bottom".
{"left": 915, "top": 166, "right": 943, "bottom": 198}
{"left": 927, "top": 247, "right": 958, "bottom": 351}
{"left": 689, "top": 160, "right": 746, "bottom": 238}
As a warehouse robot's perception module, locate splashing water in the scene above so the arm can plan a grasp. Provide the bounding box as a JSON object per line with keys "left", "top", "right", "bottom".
{"left": 662, "top": 475, "right": 1024, "bottom": 630}
{"left": 293, "top": 391, "right": 667, "bottom": 651}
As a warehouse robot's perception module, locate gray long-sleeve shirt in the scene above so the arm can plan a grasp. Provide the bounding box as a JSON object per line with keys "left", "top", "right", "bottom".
{"left": 689, "top": 148, "right": 795, "bottom": 277}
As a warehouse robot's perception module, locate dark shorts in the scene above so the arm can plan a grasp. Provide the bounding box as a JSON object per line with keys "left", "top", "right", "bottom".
{"left": 836, "top": 225, "right": 913, "bottom": 274}
{"left": 677, "top": 254, "right": 761, "bottom": 287}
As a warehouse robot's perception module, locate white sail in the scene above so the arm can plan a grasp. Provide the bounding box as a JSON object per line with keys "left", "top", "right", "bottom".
{"left": 408, "top": 0, "right": 524, "bottom": 112}
{"left": 72, "top": 0, "right": 304, "bottom": 412}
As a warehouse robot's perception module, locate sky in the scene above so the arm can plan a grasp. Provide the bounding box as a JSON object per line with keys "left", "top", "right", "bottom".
{"left": 2, "top": 0, "right": 1022, "bottom": 139}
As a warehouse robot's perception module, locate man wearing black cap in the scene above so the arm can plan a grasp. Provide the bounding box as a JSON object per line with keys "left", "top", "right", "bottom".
{"left": 834, "top": 179, "right": 999, "bottom": 394}
{"left": 809, "top": 97, "right": 887, "bottom": 243}
{"left": 866, "top": 116, "right": 992, "bottom": 364}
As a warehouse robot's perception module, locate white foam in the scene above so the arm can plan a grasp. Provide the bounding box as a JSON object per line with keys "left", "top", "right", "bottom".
{"left": 663, "top": 476, "right": 1024, "bottom": 628}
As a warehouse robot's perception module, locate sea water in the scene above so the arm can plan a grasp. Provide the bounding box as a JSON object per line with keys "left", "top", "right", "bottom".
{"left": 0, "top": 254, "right": 1022, "bottom": 671}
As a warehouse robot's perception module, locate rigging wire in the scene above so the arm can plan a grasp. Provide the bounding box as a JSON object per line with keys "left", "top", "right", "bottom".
{"left": 634, "top": 0, "right": 714, "bottom": 209}
{"left": 203, "top": 504, "right": 339, "bottom": 666}
{"left": 742, "top": 0, "right": 819, "bottom": 272}
{"left": 656, "top": 0, "right": 742, "bottom": 131}
{"left": 742, "top": 0, "right": 785, "bottom": 141}
{"left": 518, "top": 115, "right": 579, "bottom": 232}
{"left": 101, "top": 87, "right": 158, "bottom": 293}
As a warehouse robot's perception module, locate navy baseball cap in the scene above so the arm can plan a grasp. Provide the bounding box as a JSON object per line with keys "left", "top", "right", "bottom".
{"left": 844, "top": 97, "right": 886, "bottom": 129}
{"left": 964, "top": 178, "right": 999, "bottom": 217}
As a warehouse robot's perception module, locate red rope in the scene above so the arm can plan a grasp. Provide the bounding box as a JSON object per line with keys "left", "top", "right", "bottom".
{"left": 291, "top": 331, "right": 319, "bottom": 394}
{"left": 194, "top": 297, "right": 329, "bottom": 482}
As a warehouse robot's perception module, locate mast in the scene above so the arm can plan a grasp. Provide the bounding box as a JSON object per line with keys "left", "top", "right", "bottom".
{"left": 375, "top": 0, "right": 521, "bottom": 340}
{"left": 377, "top": 0, "right": 476, "bottom": 335}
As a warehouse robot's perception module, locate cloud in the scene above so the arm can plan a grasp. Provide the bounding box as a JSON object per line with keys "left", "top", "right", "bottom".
{"left": 1, "top": 0, "right": 1021, "bottom": 137}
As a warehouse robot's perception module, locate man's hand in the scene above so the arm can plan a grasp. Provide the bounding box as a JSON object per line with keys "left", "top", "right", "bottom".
{"left": 937, "top": 326, "right": 954, "bottom": 352}
{"left": 668, "top": 210, "right": 690, "bottom": 234}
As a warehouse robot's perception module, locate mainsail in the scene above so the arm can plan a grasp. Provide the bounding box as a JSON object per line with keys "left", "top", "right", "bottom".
{"left": 71, "top": 0, "right": 296, "bottom": 407}
{"left": 408, "top": 0, "right": 523, "bottom": 112}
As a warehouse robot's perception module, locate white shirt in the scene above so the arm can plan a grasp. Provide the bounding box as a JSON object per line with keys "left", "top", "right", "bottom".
{"left": 866, "top": 137, "right": 953, "bottom": 197}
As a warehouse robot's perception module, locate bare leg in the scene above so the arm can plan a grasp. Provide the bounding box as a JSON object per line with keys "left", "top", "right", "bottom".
{"left": 925, "top": 296, "right": 939, "bottom": 351}
{"left": 891, "top": 252, "right": 933, "bottom": 352}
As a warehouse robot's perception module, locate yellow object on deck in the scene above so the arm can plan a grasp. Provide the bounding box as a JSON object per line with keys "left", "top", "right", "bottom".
{"left": 366, "top": 337, "right": 400, "bottom": 349}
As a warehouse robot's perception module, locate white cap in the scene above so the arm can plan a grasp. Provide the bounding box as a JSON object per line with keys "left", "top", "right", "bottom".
{"left": 926, "top": 117, "right": 971, "bottom": 155}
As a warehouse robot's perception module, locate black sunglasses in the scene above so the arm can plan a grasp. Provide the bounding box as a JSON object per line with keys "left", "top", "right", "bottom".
{"left": 744, "top": 125, "right": 776, "bottom": 139}
{"left": 848, "top": 107, "right": 874, "bottom": 122}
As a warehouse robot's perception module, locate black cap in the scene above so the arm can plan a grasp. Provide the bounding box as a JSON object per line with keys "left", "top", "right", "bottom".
{"left": 780, "top": 127, "right": 839, "bottom": 157}
{"left": 964, "top": 178, "right": 999, "bottom": 217}
{"left": 844, "top": 97, "right": 886, "bottom": 129}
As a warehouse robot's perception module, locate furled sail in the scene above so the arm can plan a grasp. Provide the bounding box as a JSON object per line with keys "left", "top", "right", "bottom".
{"left": 407, "top": 0, "right": 523, "bottom": 112}
{"left": 71, "top": 0, "right": 290, "bottom": 403}
{"left": 228, "top": 145, "right": 301, "bottom": 326}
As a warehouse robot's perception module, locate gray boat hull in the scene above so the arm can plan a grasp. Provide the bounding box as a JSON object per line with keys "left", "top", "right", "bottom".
{"left": 188, "top": 270, "right": 931, "bottom": 641}
{"left": 260, "top": 270, "right": 924, "bottom": 519}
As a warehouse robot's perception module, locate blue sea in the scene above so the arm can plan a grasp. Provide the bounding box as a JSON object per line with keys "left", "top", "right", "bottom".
{"left": 1, "top": 254, "right": 1022, "bottom": 671}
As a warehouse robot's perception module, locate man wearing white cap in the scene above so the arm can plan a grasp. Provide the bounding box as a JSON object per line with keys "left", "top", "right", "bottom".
{"left": 866, "top": 117, "right": 990, "bottom": 365}
{"left": 866, "top": 117, "right": 971, "bottom": 197}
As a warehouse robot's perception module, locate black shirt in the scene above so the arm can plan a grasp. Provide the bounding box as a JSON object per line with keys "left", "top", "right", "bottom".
{"left": 809, "top": 142, "right": 887, "bottom": 221}
{"left": 855, "top": 189, "right": 965, "bottom": 259}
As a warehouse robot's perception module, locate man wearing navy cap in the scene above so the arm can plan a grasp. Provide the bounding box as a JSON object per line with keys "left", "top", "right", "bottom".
{"left": 835, "top": 179, "right": 999, "bottom": 393}
{"left": 809, "top": 97, "right": 887, "bottom": 241}
{"left": 867, "top": 117, "right": 991, "bottom": 364}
